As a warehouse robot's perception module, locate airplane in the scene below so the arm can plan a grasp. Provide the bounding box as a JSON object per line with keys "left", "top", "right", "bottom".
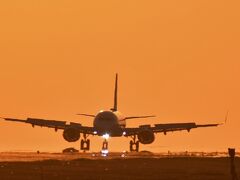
{"left": 1, "top": 74, "right": 220, "bottom": 152}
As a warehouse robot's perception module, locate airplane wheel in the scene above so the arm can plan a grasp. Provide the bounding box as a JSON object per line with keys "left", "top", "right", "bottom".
{"left": 102, "top": 141, "right": 108, "bottom": 150}
{"left": 130, "top": 140, "right": 134, "bottom": 152}
{"left": 81, "top": 139, "right": 90, "bottom": 151}
{"left": 86, "top": 139, "right": 90, "bottom": 150}
{"left": 130, "top": 140, "right": 139, "bottom": 152}
{"left": 81, "top": 139, "right": 84, "bottom": 150}
{"left": 135, "top": 141, "right": 139, "bottom": 152}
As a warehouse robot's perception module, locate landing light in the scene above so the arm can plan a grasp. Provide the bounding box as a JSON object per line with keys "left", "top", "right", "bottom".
{"left": 122, "top": 131, "right": 126, "bottom": 136}
{"left": 121, "top": 154, "right": 126, "bottom": 158}
{"left": 102, "top": 133, "right": 110, "bottom": 139}
{"left": 93, "top": 131, "right": 97, "bottom": 135}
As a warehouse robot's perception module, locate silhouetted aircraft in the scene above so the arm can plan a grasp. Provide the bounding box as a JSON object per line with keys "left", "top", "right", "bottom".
{"left": 1, "top": 74, "right": 220, "bottom": 152}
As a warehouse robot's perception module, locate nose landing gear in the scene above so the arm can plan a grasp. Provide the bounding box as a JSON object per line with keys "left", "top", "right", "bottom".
{"left": 130, "top": 135, "right": 139, "bottom": 152}
{"left": 100, "top": 135, "right": 109, "bottom": 156}
{"left": 102, "top": 139, "right": 108, "bottom": 150}
{"left": 80, "top": 134, "right": 90, "bottom": 152}
{"left": 101, "top": 139, "right": 109, "bottom": 156}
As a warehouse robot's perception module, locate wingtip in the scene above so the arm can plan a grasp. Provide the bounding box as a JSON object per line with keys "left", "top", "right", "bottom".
{"left": 225, "top": 110, "right": 229, "bottom": 124}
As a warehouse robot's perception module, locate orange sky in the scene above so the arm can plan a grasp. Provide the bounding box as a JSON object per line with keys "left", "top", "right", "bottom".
{"left": 0, "top": 0, "right": 239, "bottom": 152}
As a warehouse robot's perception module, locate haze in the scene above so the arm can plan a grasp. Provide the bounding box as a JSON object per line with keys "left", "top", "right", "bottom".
{"left": 0, "top": 0, "right": 239, "bottom": 152}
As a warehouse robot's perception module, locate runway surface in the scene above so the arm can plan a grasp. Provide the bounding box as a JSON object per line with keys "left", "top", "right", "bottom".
{"left": 0, "top": 152, "right": 239, "bottom": 180}
{"left": 0, "top": 151, "right": 234, "bottom": 161}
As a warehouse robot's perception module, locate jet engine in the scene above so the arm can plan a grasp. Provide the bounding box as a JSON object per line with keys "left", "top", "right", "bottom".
{"left": 137, "top": 129, "right": 155, "bottom": 144}
{"left": 63, "top": 127, "right": 80, "bottom": 142}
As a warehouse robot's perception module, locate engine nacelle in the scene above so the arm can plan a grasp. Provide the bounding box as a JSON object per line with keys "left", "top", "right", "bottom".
{"left": 137, "top": 129, "right": 155, "bottom": 144}
{"left": 63, "top": 127, "right": 80, "bottom": 142}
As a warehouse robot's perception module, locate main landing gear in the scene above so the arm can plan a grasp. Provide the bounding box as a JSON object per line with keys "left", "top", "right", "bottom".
{"left": 130, "top": 135, "right": 139, "bottom": 152}
{"left": 80, "top": 134, "right": 90, "bottom": 152}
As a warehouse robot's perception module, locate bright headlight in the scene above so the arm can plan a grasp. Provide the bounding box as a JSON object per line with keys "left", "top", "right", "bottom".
{"left": 102, "top": 133, "right": 110, "bottom": 139}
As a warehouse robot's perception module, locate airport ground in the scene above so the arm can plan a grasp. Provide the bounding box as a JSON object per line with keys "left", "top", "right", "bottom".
{"left": 0, "top": 152, "right": 239, "bottom": 180}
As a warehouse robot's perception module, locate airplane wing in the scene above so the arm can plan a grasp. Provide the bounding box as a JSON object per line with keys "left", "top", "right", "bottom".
{"left": 1, "top": 117, "right": 95, "bottom": 134}
{"left": 124, "top": 122, "right": 220, "bottom": 136}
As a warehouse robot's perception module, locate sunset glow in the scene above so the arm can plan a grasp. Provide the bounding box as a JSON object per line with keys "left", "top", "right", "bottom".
{"left": 0, "top": 0, "right": 239, "bottom": 152}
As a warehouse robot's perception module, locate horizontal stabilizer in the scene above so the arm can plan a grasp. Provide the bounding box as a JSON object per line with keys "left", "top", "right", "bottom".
{"left": 76, "top": 114, "right": 95, "bottom": 118}
{"left": 124, "top": 115, "right": 156, "bottom": 120}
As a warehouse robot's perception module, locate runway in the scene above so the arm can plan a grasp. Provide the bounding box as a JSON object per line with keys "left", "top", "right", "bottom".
{"left": 0, "top": 151, "right": 235, "bottom": 162}
{"left": 0, "top": 152, "right": 239, "bottom": 180}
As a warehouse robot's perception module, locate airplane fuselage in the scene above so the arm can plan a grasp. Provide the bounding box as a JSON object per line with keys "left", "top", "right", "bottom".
{"left": 93, "top": 110, "right": 126, "bottom": 137}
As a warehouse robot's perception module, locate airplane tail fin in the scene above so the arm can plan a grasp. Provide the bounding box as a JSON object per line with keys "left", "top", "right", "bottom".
{"left": 111, "top": 73, "right": 118, "bottom": 112}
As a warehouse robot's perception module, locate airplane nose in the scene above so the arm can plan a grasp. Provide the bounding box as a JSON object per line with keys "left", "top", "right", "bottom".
{"left": 93, "top": 111, "right": 119, "bottom": 134}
